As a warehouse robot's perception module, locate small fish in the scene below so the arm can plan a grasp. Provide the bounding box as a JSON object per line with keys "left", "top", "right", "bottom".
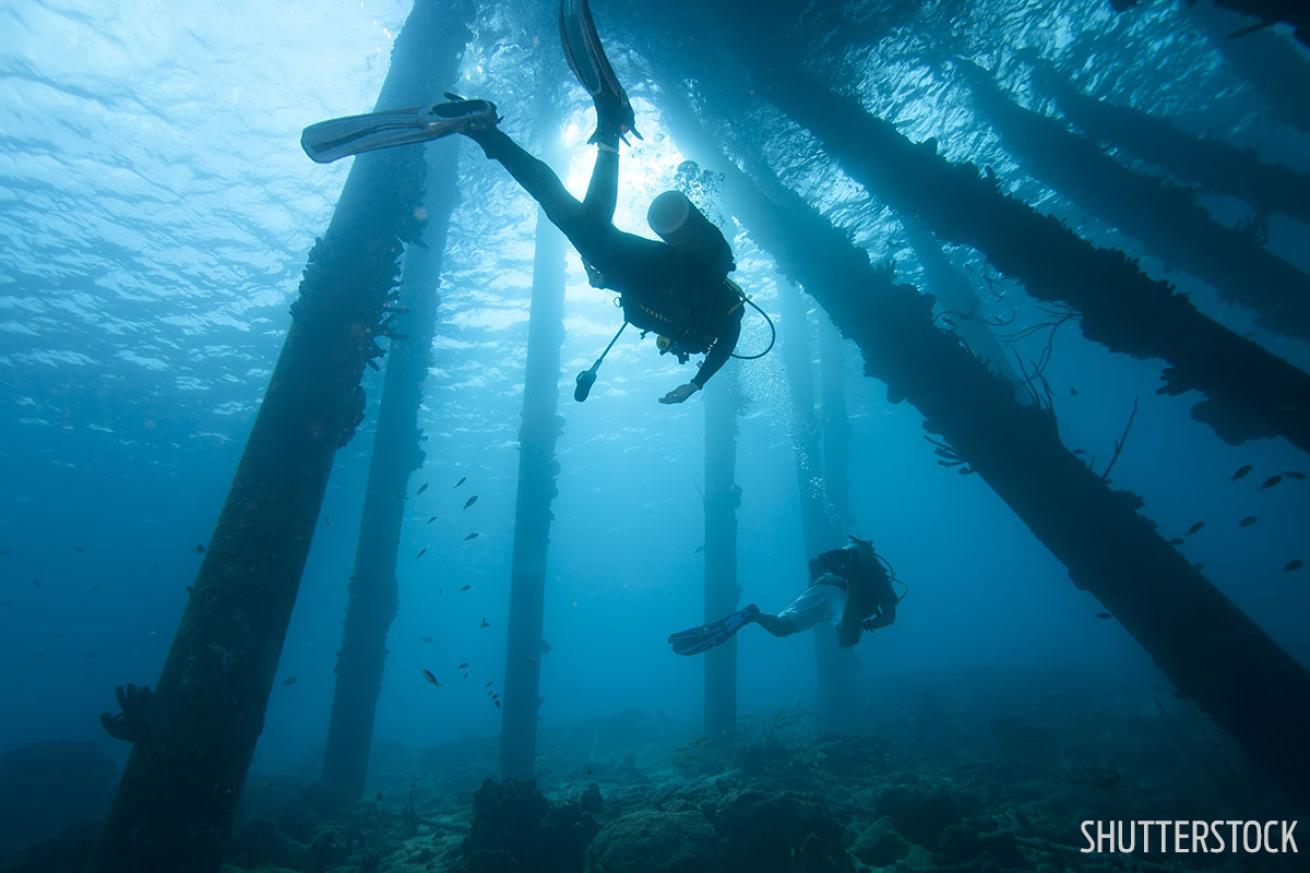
{"left": 464, "top": 532, "right": 480, "bottom": 541}
{"left": 463, "top": 495, "right": 478, "bottom": 510}
{"left": 421, "top": 636, "right": 433, "bottom": 643}
{"left": 282, "top": 676, "right": 297, "bottom": 687}
{"left": 32, "top": 580, "right": 42, "bottom": 589}
{"left": 417, "top": 483, "right": 429, "bottom": 495}
{"left": 73, "top": 546, "right": 84, "bottom": 553}
{"left": 457, "top": 662, "right": 469, "bottom": 669}
{"left": 193, "top": 545, "right": 206, "bottom": 554}
{"left": 463, "top": 673, "right": 469, "bottom": 679}
{"left": 1186, "top": 521, "right": 1205, "bottom": 536}
{"left": 416, "top": 548, "right": 428, "bottom": 558}
{"left": 1239, "top": 516, "right": 1258, "bottom": 528}
{"left": 1232, "top": 464, "right": 1253, "bottom": 480}
{"left": 185, "top": 586, "right": 195, "bottom": 594}
{"left": 427, "top": 516, "right": 437, "bottom": 524}
{"left": 1285, "top": 471, "right": 1307, "bottom": 481}
{"left": 324, "top": 517, "right": 331, "bottom": 527}
{"left": 422, "top": 669, "right": 440, "bottom": 686}
{"left": 1260, "top": 475, "right": 1283, "bottom": 490}
{"left": 454, "top": 477, "right": 467, "bottom": 488}
{"left": 0, "top": 600, "right": 13, "bottom": 607}
{"left": 1168, "top": 537, "right": 1185, "bottom": 545}
{"left": 693, "top": 545, "right": 704, "bottom": 555}
{"left": 459, "top": 584, "right": 471, "bottom": 592}
{"left": 0, "top": 549, "right": 9, "bottom": 556}
{"left": 1094, "top": 612, "right": 1112, "bottom": 620}
{"left": 1285, "top": 560, "right": 1304, "bottom": 573}
{"left": 1069, "top": 386, "right": 1079, "bottom": 396}
{"left": 494, "top": 700, "right": 501, "bottom": 709}
{"left": 585, "top": 768, "right": 593, "bottom": 776}
{"left": 480, "top": 617, "right": 490, "bottom": 628}
{"left": 485, "top": 681, "right": 494, "bottom": 687}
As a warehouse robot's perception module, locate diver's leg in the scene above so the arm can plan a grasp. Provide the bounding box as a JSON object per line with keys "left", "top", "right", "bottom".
{"left": 582, "top": 144, "right": 620, "bottom": 224}
{"left": 751, "top": 612, "right": 798, "bottom": 638}
{"left": 465, "top": 126, "right": 590, "bottom": 237}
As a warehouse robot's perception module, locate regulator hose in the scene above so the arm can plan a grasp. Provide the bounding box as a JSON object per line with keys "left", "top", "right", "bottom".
{"left": 730, "top": 297, "right": 777, "bottom": 361}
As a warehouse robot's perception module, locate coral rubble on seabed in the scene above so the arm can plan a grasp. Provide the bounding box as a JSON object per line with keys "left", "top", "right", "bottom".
{"left": 3, "top": 698, "right": 1297, "bottom": 873}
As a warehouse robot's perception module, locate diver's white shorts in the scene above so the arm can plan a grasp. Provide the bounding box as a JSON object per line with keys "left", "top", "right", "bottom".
{"left": 777, "top": 580, "right": 848, "bottom": 632}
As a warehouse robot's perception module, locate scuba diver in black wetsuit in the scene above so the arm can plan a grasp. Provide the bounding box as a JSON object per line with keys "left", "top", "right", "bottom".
{"left": 668, "top": 537, "right": 904, "bottom": 656}
{"left": 301, "top": 0, "right": 763, "bottom": 405}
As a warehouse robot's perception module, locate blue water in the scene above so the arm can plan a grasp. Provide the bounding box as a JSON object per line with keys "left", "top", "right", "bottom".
{"left": 2, "top": 0, "right": 1309, "bottom": 866}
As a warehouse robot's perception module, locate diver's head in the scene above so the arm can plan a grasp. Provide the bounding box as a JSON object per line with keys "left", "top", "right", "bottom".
{"left": 647, "top": 190, "right": 735, "bottom": 276}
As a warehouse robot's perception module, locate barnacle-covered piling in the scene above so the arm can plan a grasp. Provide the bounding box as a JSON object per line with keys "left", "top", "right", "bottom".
{"left": 86, "top": 3, "right": 467, "bottom": 870}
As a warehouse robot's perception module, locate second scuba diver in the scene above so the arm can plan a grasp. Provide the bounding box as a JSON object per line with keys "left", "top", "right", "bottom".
{"left": 668, "top": 536, "right": 903, "bottom": 656}
{"left": 301, "top": 0, "right": 753, "bottom": 405}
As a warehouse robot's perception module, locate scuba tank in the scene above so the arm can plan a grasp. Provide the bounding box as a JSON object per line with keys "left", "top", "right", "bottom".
{"left": 647, "top": 190, "right": 735, "bottom": 277}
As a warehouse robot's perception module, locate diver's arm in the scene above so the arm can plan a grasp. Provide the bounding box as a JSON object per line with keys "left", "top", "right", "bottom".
{"left": 690, "top": 313, "right": 743, "bottom": 390}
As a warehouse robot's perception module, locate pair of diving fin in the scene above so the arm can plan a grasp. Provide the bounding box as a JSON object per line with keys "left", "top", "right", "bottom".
{"left": 300, "top": 94, "right": 497, "bottom": 164}
{"left": 668, "top": 606, "right": 756, "bottom": 656}
{"left": 559, "top": 0, "right": 641, "bottom": 143}
{"left": 300, "top": 2, "right": 637, "bottom": 164}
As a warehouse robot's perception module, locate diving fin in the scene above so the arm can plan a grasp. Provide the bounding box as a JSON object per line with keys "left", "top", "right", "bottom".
{"left": 301, "top": 98, "right": 498, "bottom": 164}
{"left": 558, "top": 0, "right": 641, "bottom": 143}
{"left": 668, "top": 606, "right": 756, "bottom": 656}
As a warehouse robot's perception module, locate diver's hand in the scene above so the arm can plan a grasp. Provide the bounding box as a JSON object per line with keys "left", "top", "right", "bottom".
{"left": 659, "top": 382, "right": 700, "bottom": 405}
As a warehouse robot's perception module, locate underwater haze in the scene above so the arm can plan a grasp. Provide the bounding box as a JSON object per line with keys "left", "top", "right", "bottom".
{"left": 2, "top": 0, "right": 1310, "bottom": 871}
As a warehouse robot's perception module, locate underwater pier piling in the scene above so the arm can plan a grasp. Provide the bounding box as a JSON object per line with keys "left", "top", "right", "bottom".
{"left": 703, "top": 364, "right": 743, "bottom": 738}
{"left": 1185, "top": 1, "right": 1310, "bottom": 136}
{"left": 86, "top": 2, "right": 467, "bottom": 871}
{"left": 778, "top": 283, "right": 857, "bottom": 730}
{"left": 957, "top": 58, "right": 1310, "bottom": 342}
{"left": 656, "top": 83, "right": 1310, "bottom": 808}
{"left": 1035, "top": 59, "right": 1310, "bottom": 226}
{"left": 818, "top": 319, "right": 853, "bottom": 544}
{"left": 901, "top": 219, "right": 1016, "bottom": 382}
{"left": 321, "top": 131, "right": 463, "bottom": 802}
{"left": 499, "top": 96, "right": 569, "bottom": 781}
{"left": 1184, "top": 0, "right": 1310, "bottom": 49}
{"left": 747, "top": 56, "right": 1310, "bottom": 454}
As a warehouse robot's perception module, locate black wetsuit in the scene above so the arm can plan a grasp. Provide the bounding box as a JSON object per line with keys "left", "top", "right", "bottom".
{"left": 469, "top": 127, "right": 743, "bottom": 389}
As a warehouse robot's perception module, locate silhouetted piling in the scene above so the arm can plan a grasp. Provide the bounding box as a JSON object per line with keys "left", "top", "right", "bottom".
{"left": 656, "top": 80, "right": 1310, "bottom": 808}
{"left": 84, "top": 4, "right": 468, "bottom": 871}
{"left": 499, "top": 100, "right": 569, "bottom": 782}
{"left": 901, "top": 219, "right": 1016, "bottom": 382}
{"left": 1034, "top": 60, "right": 1310, "bottom": 226}
{"left": 1186, "top": 1, "right": 1310, "bottom": 135}
{"left": 703, "top": 363, "right": 743, "bottom": 738}
{"left": 957, "top": 59, "right": 1310, "bottom": 340}
{"left": 818, "top": 319, "right": 852, "bottom": 532}
{"left": 816, "top": 316, "right": 859, "bottom": 725}
{"left": 723, "top": 48, "right": 1310, "bottom": 453}
{"left": 321, "top": 132, "right": 461, "bottom": 802}
{"left": 778, "top": 283, "right": 856, "bottom": 729}
{"left": 1184, "top": 0, "right": 1310, "bottom": 49}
